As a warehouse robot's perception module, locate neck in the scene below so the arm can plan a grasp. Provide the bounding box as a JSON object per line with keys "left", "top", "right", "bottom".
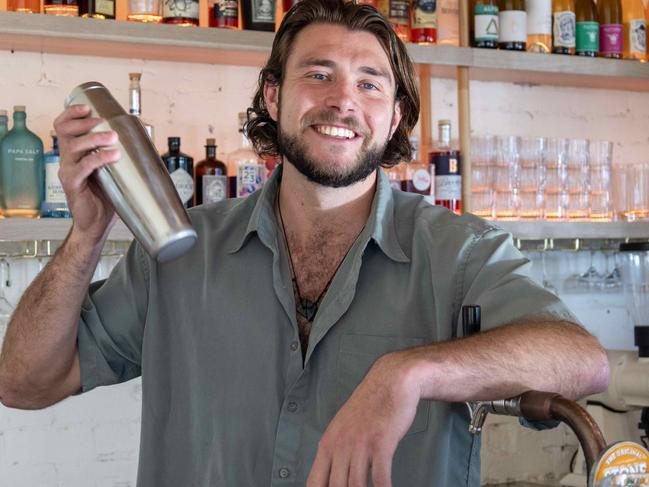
{"left": 278, "top": 160, "right": 376, "bottom": 248}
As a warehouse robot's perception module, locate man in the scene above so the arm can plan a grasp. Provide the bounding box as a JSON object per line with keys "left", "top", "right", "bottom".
{"left": 0, "top": 0, "right": 609, "bottom": 486}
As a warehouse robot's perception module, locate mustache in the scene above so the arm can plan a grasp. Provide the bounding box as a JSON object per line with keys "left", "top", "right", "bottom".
{"left": 304, "top": 112, "right": 366, "bottom": 136}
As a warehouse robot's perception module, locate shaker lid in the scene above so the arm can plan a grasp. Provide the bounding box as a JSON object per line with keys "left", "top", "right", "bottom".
{"left": 620, "top": 241, "right": 649, "bottom": 252}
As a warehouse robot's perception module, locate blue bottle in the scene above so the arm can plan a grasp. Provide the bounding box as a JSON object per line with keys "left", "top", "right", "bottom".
{"left": 41, "top": 132, "right": 71, "bottom": 218}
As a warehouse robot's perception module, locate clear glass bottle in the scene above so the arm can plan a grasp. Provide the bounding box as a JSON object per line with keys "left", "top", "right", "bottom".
{"left": 162, "top": 137, "right": 194, "bottom": 209}
{"left": 41, "top": 132, "right": 71, "bottom": 218}
{"left": 128, "top": 73, "right": 155, "bottom": 145}
{"left": 431, "top": 120, "right": 462, "bottom": 214}
{"left": 78, "top": 0, "right": 116, "bottom": 18}
{"left": 0, "top": 106, "right": 44, "bottom": 219}
{"left": 162, "top": 0, "right": 199, "bottom": 25}
{"left": 127, "top": 0, "right": 162, "bottom": 22}
{"left": 527, "top": 0, "right": 552, "bottom": 52}
{"left": 195, "top": 138, "right": 228, "bottom": 205}
{"left": 7, "top": 0, "right": 41, "bottom": 12}
{"left": 437, "top": 0, "right": 460, "bottom": 45}
{"left": 44, "top": 0, "right": 79, "bottom": 16}
{"left": 403, "top": 135, "right": 435, "bottom": 204}
{"left": 622, "top": 0, "right": 647, "bottom": 60}
{"left": 378, "top": 0, "right": 411, "bottom": 42}
{"left": 227, "top": 113, "right": 265, "bottom": 198}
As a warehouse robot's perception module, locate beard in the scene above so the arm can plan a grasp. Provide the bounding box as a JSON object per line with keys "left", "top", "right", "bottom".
{"left": 276, "top": 111, "right": 390, "bottom": 188}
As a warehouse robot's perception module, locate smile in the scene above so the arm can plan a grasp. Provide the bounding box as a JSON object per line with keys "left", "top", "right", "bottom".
{"left": 312, "top": 124, "right": 357, "bottom": 140}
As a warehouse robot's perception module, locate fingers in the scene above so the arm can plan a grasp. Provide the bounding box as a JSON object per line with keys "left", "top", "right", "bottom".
{"left": 306, "top": 443, "right": 332, "bottom": 487}
{"left": 65, "top": 130, "right": 118, "bottom": 161}
{"left": 348, "top": 449, "right": 369, "bottom": 487}
{"left": 370, "top": 449, "right": 394, "bottom": 487}
{"left": 58, "top": 148, "right": 121, "bottom": 192}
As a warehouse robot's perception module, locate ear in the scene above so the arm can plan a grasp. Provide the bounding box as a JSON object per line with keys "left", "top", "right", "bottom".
{"left": 264, "top": 81, "right": 280, "bottom": 121}
{"left": 389, "top": 99, "right": 403, "bottom": 140}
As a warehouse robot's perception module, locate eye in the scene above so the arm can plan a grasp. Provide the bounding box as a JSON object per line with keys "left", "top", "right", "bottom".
{"left": 309, "top": 73, "right": 329, "bottom": 81}
{"left": 359, "top": 81, "right": 379, "bottom": 91}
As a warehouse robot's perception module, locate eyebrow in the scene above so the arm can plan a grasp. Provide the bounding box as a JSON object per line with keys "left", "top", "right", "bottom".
{"left": 297, "top": 57, "right": 393, "bottom": 85}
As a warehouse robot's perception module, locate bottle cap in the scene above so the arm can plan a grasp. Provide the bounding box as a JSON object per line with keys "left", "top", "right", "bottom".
{"left": 168, "top": 136, "right": 181, "bottom": 147}
{"left": 14, "top": 105, "right": 26, "bottom": 112}
{"left": 206, "top": 138, "right": 216, "bottom": 145}
{"left": 438, "top": 119, "right": 451, "bottom": 126}
{"left": 50, "top": 130, "right": 57, "bottom": 137}
{"left": 129, "top": 73, "right": 142, "bottom": 80}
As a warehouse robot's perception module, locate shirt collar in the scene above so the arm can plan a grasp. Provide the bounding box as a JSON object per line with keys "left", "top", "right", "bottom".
{"left": 228, "top": 164, "right": 409, "bottom": 264}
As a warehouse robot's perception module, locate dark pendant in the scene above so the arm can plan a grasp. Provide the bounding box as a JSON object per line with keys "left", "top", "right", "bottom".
{"left": 297, "top": 298, "right": 318, "bottom": 322}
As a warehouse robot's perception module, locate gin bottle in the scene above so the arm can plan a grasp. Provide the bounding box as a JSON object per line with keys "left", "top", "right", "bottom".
{"left": 0, "top": 106, "right": 43, "bottom": 218}
{"left": 195, "top": 138, "right": 228, "bottom": 205}
{"left": 129, "top": 73, "right": 155, "bottom": 145}
{"left": 162, "top": 137, "right": 194, "bottom": 208}
{"left": 226, "top": 113, "right": 265, "bottom": 198}
{"left": 41, "top": 132, "right": 71, "bottom": 218}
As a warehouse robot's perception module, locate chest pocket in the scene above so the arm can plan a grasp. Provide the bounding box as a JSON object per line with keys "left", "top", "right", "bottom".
{"left": 336, "top": 333, "right": 431, "bottom": 437}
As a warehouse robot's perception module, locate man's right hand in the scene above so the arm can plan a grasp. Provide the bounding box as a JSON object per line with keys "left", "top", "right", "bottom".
{"left": 54, "top": 104, "right": 121, "bottom": 245}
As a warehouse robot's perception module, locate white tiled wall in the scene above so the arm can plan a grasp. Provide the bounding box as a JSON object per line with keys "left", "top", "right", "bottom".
{"left": 1, "top": 48, "right": 648, "bottom": 486}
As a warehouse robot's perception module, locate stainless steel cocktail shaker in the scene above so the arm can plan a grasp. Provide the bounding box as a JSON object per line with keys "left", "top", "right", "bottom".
{"left": 65, "top": 82, "right": 197, "bottom": 263}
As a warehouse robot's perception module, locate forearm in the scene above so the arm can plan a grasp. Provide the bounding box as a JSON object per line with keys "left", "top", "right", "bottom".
{"left": 0, "top": 226, "right": 107, "bottom": 407}
{"left": 393, "top": 320, "right": 610, "bottom": 403}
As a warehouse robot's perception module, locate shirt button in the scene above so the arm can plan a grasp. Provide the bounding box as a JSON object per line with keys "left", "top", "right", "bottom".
{"left": 279, "top": 467, "right": 290, "bottom": 478}
{"left": 287, "top": 401, "right": 298, "bottom": 412}
{"left": 290, "top": 341, "right": 299, "bottom": 352}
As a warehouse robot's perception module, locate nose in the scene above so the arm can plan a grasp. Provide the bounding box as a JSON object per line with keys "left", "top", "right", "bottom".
{"left": 324, "top": 79, "right": 357, "bottom": 114}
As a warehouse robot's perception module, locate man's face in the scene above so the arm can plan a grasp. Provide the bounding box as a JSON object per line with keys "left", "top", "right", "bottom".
{"left": 264, "top": 23, "right": 402, "bottom": 188}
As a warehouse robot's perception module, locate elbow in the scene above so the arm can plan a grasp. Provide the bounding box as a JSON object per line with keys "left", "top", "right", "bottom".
{"left": 584, "top": 339, "right": 611, "bottom": 397}
{"left": 0, "top": 368, "right": 54, "bottom": 410}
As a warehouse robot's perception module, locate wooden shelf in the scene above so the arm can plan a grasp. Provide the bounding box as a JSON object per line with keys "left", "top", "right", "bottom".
{"left": 493, "top": 220, "right": 649, "bottom": 240}
{"left": 1, "top": 11, "right": 648, "bottom": 90}
{"left": 0, "top": 218, "right": 132, "bottom": 241}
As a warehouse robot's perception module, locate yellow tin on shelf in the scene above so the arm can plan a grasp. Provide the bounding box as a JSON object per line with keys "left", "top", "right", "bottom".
{"left": 590, "top": 441, "right": 649, "bottom": 486}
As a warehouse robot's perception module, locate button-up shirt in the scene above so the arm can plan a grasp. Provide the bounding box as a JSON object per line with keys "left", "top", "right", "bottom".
{"left": 78, "top": 165, "right": 578, "bottom": 486}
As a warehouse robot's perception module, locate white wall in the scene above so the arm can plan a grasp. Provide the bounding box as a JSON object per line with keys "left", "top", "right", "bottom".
{"left": 1, "top": 48, "right": 648, "bottom": 486}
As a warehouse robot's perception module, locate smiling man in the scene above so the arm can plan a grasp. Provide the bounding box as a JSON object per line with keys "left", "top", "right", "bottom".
{"left": 0, "top": 0, "right": 609, "bottom": 486}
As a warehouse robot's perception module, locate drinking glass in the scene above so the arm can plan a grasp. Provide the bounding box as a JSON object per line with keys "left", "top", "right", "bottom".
{"left": 590, "top": 140, "right": 613, "bottom": 220}
{"left": 543, "top": 138, "right": 568, "bottom": 221}
{"left": 566, "top": 138, "right": 590, "bottom": 221}
{"left": 470, "top": 135, "right": 496, "bottom": 218}
{"left": 612, "top": 163, "right": 629, "bottom": 221}
{"left": 493, "top": 135, "right": 520, "bottom": 220}
{"left": 624, "top": 163, "right": 649, "bottom": 221}
{"left": 518, "top": 136, "right": 545, "bottom": 220}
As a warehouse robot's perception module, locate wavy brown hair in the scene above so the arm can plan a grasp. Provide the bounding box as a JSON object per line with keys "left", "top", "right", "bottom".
{"left": 246, "top": 0, "right": 420, "bottom": 168}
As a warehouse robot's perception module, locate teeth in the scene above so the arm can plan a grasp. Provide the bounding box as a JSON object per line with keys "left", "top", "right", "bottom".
{"left": 315, "top": 125, "right": 355, "bottom": 139}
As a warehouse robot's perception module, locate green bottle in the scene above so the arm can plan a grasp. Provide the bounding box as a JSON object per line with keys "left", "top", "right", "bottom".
{"left": 0, "top": 106, "right": 44, "bottom": 218}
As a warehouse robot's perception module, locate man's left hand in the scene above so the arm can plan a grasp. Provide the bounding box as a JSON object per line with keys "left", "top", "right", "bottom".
{"left": 306, "top": 351, "right": 421, "bottom": 487}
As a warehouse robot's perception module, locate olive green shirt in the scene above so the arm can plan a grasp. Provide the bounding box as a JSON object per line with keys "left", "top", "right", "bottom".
{"left": 77, "top": 165, "right": 578, "bottom": 486}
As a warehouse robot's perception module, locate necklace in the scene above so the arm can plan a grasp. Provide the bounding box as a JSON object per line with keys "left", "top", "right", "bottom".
{"left": 277, "top": 191, "right": 364, "bottom": 322}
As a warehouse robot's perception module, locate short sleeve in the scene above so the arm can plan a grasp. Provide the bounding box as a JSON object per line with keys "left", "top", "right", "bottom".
{"left": 458, "top": 227, "right": 579, "bottom": 334}
{"left": 77, "top": 240, "right": 151, "bottom": 392}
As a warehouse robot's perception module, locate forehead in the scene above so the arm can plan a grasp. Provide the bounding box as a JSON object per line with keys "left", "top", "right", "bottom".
{"left": 286, "top": 23, "right": 394, "bottom": 80}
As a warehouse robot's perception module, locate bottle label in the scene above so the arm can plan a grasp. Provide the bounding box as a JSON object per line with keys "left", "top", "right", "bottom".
{"left": 475, "top": 4, "right": 499, "bottom": 41}
{"left": 435, "top": 175, "right": 462, "bottom": 200}
{"left": 202, "top": 175, "right": 229, "bottom": 204}
{"left": 553, "top": 11, "right": 576, "bottom": 47}
{"left": 95, "top": 0, "right": 114, "bottom": 16}
{"left": 526, "top": 0, "right": 551, "bottom": 35}
{"left": 170, "top": 168, "right": 194, "bottom": 205}
{"left": 237, "top": 164, "right": 266, "bottom": 197}
{"left": 498, "top": 10, "right": 527, "bottom": 43}
{"left": 213, "top": 0, "right": 237, "bottom": 20}
{"left": 600, "top": 24, "right": 623, "bottom": 54}
{"left": 576, "top": 21, "right": 599, "bottom": 52}
{"left": 251, "top": 0, "right": 274, "bottom": 23}
{"left": 629, "top": 18, "right": 647, "bottom": 54}
{"left": 412, "top": 0, "right": 437, "bottom": 29}
{"left": 412, "top": 167, "right": 432, "bottom": 192}
{"left": 45, "top": 161, "right": 67, "bottom": 204}
{"left": 163, "top": 0, "right": 199, "bottom": 19}
{"left": 389, "top": 0, "right": 409, "bottom": 24}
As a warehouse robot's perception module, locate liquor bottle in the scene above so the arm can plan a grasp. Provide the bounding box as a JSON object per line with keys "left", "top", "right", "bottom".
{"left": 622, "top": 0, "right": 647, "bottom": 60}
{"left": 209, "top": 0, "right": 239, "bottom": 28}
{"left": 357, "top": 0, "right": 378, "bottom": 6}
{"left": 41, "top": 132, "right": 71, "bottom": 218}
{"left": 598, "top": 0, "right": 623, "bottom": 58}
{"left": 128, "top": 73, "right": 155, "bottom": 144}
{"left": 575, "top": 0, "right": 599, "bottom": 56}
{"left": 378, "top": 0, "right": 411, "bottom": 42}
{"left": 195, "top": 138, "right": 229, "bottom": 205}
{"left": 473, "top": 0, "right": 499, "bottom": 48}
{"left": 227, "top": 113, "right": 265, "bottom": 198}
{"left": 431, "top": 120, "right": 462, "bottom": 214}
{"left": 403, "top": 136, "right": 435, "bottom": 203}
{"left": 241, "top": 0, "right": 276, "bottom": 31}
{"left": 7, "top": 0, "right": 40, "bottom": 12}
{"left": 127, "top": 0, "right": 162, "bottom": 22}
{"left": 552, "top": 0, "right": 577, "bottom": 54}
{"left": 385, "top": 164, "right": 405, "bottom": 191}
{"left": 0, "top": 106, "right": 44, "bottom": 219}
{"left": 438, "top": 0, "right": 460, "bottom": 45}
{"left": 78, "top": 0, "right": 115, "bottom": 18}
{"left": 411, "top": 0, "right": 437, "bottom": 44}
{"left": 527, "top": 0, "right": 552, "bottom": 52}
{"left": 162, "top": 0, "right": 199, "bottom": 25}
{"left": 0, "top": 111, "right": 8, "bottom": 141}
{"left": 44, "top": 0, "right": 79, "bottom": 16}
{"left": 162, "top": 137, "right": 194, "bottom": 209}
{"left": 498, "top": 0, "right": 527, "bottom": 50}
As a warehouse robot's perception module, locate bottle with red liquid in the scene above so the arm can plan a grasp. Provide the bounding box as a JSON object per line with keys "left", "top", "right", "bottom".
{"left": 431, "top": 120, "right": 462, "bottom": 214}
{"left": 411, "top": 0, "right": 437, "bottom": 44}
{"left": 209, "top": 0, "right": 239, "bottom": 28}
